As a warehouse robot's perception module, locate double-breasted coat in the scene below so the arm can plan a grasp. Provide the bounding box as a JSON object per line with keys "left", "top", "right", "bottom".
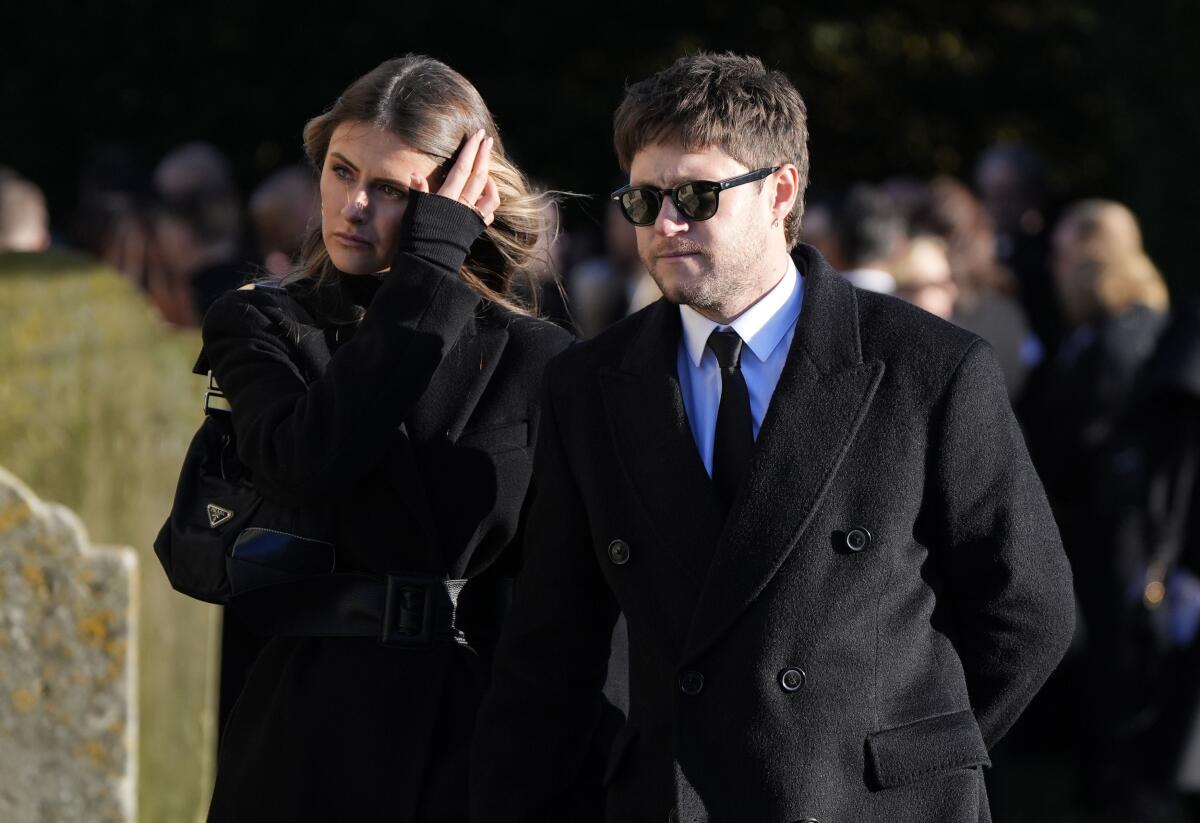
{"left": 471, "top": 245, "right": 1075, "bottom": 823}
{"left": 199, "top": 193, "right": 571, "bottom": 822}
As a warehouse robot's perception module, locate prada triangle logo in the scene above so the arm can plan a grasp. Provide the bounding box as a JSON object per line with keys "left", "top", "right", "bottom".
{"left": 206, "top": 504, "right": 234, "bottom": 528}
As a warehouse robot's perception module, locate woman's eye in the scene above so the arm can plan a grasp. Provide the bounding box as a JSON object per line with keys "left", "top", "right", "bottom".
{"left": 332, "top": 165, "right": 352, "bottom": 181}
{"left": 379, "top": 184, "right": 406, "bottom": 199}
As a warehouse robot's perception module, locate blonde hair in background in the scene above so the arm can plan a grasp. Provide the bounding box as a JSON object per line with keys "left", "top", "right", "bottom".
{"left": 282, "top": 55, "right": 550, "bottom": 317}
{"left": 1057, "top": 199, "right": 1143, "bottom": 264}
{"left": 1058, "top": 251, "right": 1169, "bottom": 327}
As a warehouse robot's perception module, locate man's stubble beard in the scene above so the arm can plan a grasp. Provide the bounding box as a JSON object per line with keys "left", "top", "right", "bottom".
{"left": 644, "top": 216, "right": 771, "bottom": 316}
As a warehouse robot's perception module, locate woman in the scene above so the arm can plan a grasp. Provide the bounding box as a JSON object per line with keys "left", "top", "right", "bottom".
{"left": 201, "top": 55, "right": 571, "bottom": 822}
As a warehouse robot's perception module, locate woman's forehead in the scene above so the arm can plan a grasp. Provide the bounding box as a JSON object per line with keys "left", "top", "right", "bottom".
{"left": 327, "top": 121, "right": 439, "bottom": 176}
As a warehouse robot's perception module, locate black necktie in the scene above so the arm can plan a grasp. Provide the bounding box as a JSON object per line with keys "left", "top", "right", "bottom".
{"left": 706, "top": 329, "right": 755, "bottom": 510}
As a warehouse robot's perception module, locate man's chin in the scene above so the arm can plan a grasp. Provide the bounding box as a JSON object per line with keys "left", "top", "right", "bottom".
{"left": 657, "top": 283, "right": 717, "bottom": 311}
{"left": 648, "top": 267, "right": 712, "bottom": 307}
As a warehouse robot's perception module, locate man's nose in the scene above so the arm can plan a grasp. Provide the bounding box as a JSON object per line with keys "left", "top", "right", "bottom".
{"left": 654, "top": 194, "right": 688, "bottom": 236}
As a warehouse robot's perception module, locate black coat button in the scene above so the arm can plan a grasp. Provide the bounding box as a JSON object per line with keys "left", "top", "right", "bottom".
{"left": 845, "top": 526, "right": 872, "bottom": 552}
{"left": 679, "top": 670, "right": 705, "bottom": 695}
{"left": 779, "top": 667, "right": 806, "bottom": 692}
{"left": 608, "top": 539, "right": 631, "bottom": 565}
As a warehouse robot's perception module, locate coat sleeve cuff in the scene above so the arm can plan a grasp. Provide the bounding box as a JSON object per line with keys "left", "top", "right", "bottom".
{"left": 394, "top": 190, "right": 487, "bottom": 273}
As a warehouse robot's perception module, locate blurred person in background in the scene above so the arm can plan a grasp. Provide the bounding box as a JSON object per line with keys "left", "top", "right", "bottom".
{"left": 795, "top": 192, "right": 847, "bottom": 271}
{"left": 1040, "top": 199, "right": 1169, "bottom": 478}
{"left": 891, "top": 234, "right": 958, "bottom": 320}
{"left": 1089, "top": 300, "right": 1200, "bottom": 820}
{"left": 1043, "top": 216, "right": 1170, "bottom": 555}
{"left": 975, "top": 143, "right": 1062, "bottom": 355}
{"left": 834, "top": 182, "right": 903, "bottom": 294}
{"left": 70, "top": 143, "right": 155, "bottom": 269}
{"left": 0, "top": 169, "right": 51, "bottom": 253}
{"left": 1027, "top": 199, "right": 1170, "bottom": 815}
{"left": 152, "top": 141, "right": 249, "bottom": 325}
{"left": 914, "top": 176, "right": 1037, "bottom": 401}
{"left": 249, "top": 164, "right": 318, "bottom": 276}
{"left": 66, "top": 143, "right": 193, "bottom": 324}
{"left": 1034, "top": 198, "right": 1168, "bottom": 548}
{"left": 880, "top": 174, "right": 930, "bottom": 229}
{"left": 565, "top": 193, "right": 659, "bottom": 338}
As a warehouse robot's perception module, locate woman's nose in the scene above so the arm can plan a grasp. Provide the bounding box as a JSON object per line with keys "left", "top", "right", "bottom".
{"left": 341, "top": 188, "right": 369, "bottom": 221}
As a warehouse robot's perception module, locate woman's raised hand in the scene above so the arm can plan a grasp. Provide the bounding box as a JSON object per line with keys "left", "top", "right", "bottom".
{"left": 410, "top": 129, "right": 500, "bottom": 226}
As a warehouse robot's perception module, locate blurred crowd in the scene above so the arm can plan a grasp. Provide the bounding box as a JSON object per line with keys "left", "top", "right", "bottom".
{"left": 794, "top": 147, "right": 1199, "bottom": 822}
{"left": 2, "top": 138, "right": 1199, "bottom": 820}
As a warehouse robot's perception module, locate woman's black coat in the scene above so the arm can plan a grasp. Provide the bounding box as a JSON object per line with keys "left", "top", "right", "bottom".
{"left": 200, "top": 194, "right": 571, "bottom": 822}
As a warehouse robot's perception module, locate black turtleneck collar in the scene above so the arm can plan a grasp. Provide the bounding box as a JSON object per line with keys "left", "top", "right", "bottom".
{"left": 341, "top": 272, "right": 385, "bottom": 309}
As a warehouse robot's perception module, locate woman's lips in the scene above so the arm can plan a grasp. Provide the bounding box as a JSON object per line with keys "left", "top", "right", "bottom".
{"left": 332, "top": 232, "right": 371, "bottom": 248}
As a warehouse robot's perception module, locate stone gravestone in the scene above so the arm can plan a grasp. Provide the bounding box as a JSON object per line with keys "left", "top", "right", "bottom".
{"left": 0, "top": 251, "right": 219, "bottom": 823}
{"left": 0, "top": 467, "right": 137, "bottom": 823}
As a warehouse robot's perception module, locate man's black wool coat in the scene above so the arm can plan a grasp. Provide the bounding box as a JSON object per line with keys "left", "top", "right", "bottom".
{"left": 199, "top": 194, "right": 572, "bottom": 822}
{"left": 471, "top": 244, "right": 1075, "bottom": 823}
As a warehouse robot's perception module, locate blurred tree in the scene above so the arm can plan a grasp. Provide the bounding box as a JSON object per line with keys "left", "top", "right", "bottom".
{"left": 0, "top": 0, "right": 1193, "bottom": 290}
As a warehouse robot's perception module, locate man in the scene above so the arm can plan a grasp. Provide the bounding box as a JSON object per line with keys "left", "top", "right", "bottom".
{"left": 152, "top": 142, "right": 248, "bottom": 323}
{"left": 568, "top": 189, "right": 660, "bottom": 339}
{"left": 975, "top": 142, "right": 1061, "bottom": 353}
{"left": 472, "top": 53, "right": 1073, "bottom": 823}
{"left": 249, "top": 164, "right": 318, "bottom": 276}
{"left": 0, "top": 170, "right": 51, "bottom": 253}
{"left": 835, "top": 182, "right": 904, "bottom": 294}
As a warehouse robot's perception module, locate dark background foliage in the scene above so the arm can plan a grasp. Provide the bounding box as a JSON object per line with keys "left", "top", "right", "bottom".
{"left": 2, "top": 1, "right": 1196, "bottom": 289}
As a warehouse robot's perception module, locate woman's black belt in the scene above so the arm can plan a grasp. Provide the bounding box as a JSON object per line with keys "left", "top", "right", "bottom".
{"left": 228, "top": 572, "right": 513, "bottom": 649}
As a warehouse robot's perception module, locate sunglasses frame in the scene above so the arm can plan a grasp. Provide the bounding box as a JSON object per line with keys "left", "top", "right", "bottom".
{"left": 610, "top": 165, "right": 782, "bottom": 226}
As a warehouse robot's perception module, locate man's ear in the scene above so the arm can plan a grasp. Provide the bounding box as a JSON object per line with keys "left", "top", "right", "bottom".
{"left": 769, "top": 165, "right": 800, "bottom": 225}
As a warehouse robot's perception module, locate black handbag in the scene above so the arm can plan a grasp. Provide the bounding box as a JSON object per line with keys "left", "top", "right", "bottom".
{"left": 154, "top": 288, "right": 337, "bottom": 605}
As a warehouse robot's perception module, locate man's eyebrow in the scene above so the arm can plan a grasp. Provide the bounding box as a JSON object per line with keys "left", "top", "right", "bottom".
{"left": 630, "top": 177, "right": 671, "bottom": 189}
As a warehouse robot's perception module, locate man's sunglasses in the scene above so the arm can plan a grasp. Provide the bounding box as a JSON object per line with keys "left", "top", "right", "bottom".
{"left": 610, "top": 166, "right": 781, "bottom": 226}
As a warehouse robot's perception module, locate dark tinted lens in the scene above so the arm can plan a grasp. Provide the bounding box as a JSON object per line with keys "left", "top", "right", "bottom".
{"left": 675, "top": 182, "right": 719, "bottom": 220}
{"left": 620, "top": 188, "right": 661, "bottom": 225}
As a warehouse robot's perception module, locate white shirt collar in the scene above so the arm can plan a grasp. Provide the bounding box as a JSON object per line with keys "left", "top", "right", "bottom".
{"left": 679, "top": 256, "right": 802, "bottom": 367}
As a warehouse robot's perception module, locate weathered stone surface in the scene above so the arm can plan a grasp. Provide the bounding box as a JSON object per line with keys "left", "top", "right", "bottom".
{"left": 0, "top": 252, "right": 219, "bottom": 823}
{"left": 0, "top": 466, "right": 137, "bottom": 823}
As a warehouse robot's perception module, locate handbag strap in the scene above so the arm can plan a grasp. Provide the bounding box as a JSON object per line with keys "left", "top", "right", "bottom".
{"left": 1144, "top": 418, "right": 1200, "bottom": 604}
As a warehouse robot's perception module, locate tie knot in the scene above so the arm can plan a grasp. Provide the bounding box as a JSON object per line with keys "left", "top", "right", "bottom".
{"left": 706, "top": 329, "right": 744, "bottom": 370}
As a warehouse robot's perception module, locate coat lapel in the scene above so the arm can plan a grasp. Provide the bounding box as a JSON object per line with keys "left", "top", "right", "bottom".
{"left": 599, "top": 301, "right": 725, "bottom": 599}
{"left": 395, "top": 314, "right": 509, "bottom": 569}
{"left": 682, "top": 255, "right": 884, "bottom": 662}
{"left": 406, "top": 317, "right": 510, "bottom": 443}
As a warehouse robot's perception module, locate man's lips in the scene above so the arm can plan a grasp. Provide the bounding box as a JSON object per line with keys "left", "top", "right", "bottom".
{"left": 332, "top": 231, "right": 371, "bottom": 248}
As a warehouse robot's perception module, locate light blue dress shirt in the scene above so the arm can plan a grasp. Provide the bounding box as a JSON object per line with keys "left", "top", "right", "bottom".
{"left": 677, "top": 256, "right": 805, "bottom": 476}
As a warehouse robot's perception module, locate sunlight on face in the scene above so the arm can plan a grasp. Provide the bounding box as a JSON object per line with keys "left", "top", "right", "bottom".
{"left": 319, "top": 120, "right": 443, "bottom": 275}
{"left": 628, "top": 143, "right": 774, "bottom": 318}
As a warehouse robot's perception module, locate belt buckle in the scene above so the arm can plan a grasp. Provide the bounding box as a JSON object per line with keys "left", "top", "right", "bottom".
{"left": 380, "top": 574, "right": 436, "bottom": 648}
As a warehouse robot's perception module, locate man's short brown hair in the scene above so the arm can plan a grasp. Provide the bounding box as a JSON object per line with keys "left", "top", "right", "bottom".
{"left": 614, "top": 52, "right": 810, "bottom": 249}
